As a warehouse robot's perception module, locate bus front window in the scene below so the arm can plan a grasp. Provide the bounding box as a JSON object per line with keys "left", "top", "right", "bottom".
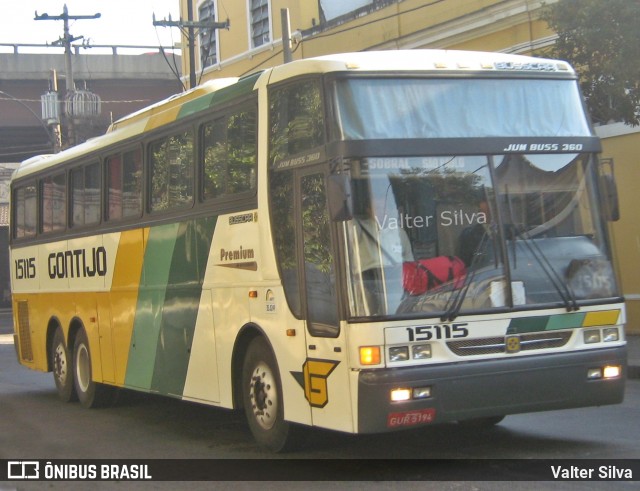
{"left": 341, "top": 153, "right": 619, "bottom": 319}
{"left": 342, "top": 156, "right": 499, "bottom": 318}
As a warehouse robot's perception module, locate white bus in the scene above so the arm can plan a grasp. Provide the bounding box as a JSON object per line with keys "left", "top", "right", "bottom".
{"left": 10, "top": 50, "right": 626, "bottom": 451}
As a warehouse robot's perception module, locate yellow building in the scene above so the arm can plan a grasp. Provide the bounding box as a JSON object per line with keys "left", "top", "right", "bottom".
{"left": 178, "top": 0, "right": 640, "bottom": 332}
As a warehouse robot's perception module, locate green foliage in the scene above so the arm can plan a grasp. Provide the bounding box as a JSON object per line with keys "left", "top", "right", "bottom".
{"left": 542, "top": 0, "right": 640, "bottom": 126}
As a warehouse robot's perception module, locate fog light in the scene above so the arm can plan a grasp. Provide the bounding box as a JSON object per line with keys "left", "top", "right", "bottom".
{"left": 584, "top": 329, "right": 601, "bottom": 344}
{"left": 412, "top": 344, "right": 432, "bottom": 360}
{"left": 587, "top": 368, "right": 602, "bottom": 379}
{"left": 603, "top": 365, "right": 621, "bottom": 379}
{"left": 412, "top": 386, "right": 432, "bottom": 399}
{"left": 391, "top": 388, "right": 412, "bottom": 402}
{"left": 360, "top": 346, "right": 381, "bottom": 365}
{"left": 603, "top": 328, "right": 619, "bottom": 342}
{"left": 389, "top": 346, "right": 409, "bottom": 362}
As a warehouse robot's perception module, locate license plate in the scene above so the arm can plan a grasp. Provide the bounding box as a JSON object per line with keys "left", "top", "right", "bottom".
{"left": 387, "top": 408, "right": 436, "bottom": 428}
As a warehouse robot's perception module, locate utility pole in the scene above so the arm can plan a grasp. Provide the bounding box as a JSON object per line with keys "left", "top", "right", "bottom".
{"left": 281, "top": 9, "right": 293, "bottom": 64}
{"left": 153, "top": 6, "right": 229, "bottom": 89}
{"left": 34, "top": 4, "right": 100, "bottom": 147}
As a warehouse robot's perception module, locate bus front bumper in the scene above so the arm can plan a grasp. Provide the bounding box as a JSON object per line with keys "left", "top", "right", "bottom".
{"left": 357, "top": 346, "right": 627, "bottom": 433}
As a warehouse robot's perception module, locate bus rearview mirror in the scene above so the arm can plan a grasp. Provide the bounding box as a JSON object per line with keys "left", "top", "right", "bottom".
{"left": 327, "top": 174, "right": 353, "bottom": 221}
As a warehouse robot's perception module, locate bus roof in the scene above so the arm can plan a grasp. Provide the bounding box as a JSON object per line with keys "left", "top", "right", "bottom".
{"left": 265, "top": 49, "right": 574, "bottom": 84}
{"left": 12, "top": 50, "right": 575, "bottom": 182}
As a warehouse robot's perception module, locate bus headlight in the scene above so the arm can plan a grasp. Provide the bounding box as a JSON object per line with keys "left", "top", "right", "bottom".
{"left": 603, "top": 365, "right": 621, "bottom": 379}
{"left": 583, "top": 329, "right": 601, "bottom": 344}
{"left": 603, "top": 328, "right": 619, "bottom": 342}
{"left": 390, "top": 388, "right": 412, "bottom": 402}
{"left": 389, "top": 346, "right": 409, "bottom": 362}
{"left": 412, "top": 344, "right": 432, "bottom": 360}
{"left": 587, "top": 365, "right": 622, "bottom": 380}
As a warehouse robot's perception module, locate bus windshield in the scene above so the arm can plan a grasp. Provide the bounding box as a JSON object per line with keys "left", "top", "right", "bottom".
{"left": 332, "top": 77, "right": 592, "bottom": 139}
{"left": 340, "top": 153, "right": 618, "bottom": 318}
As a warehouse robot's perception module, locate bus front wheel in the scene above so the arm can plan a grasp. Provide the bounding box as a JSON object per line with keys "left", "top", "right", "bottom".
{"left": 242, "top": 336, "right": 299, "bottom": 452}
{"left": 73, "top": 328, "right": 116, "bottom": 408}
{"left": 51, "top": 327, "right": 76, "bottom": 402}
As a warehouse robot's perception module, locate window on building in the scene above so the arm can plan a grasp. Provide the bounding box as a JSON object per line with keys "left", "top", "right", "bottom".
{"left": 250, "top": 0, "right": 270, "bottom": 48}
{"left": 199, "top": 0, "right": 217, "bottom": 68}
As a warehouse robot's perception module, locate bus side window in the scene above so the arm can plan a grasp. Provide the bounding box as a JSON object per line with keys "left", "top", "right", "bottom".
{"left": 71, "top": 161, "right": 101, "bottom": 227}
{"left": 202, "top": 106, "right": 257, "bottom": 201}
{"left": 13, "top": 184, "right": 37, "bottom": 239}
{"left": 150, "top": 130, "right": 194, "bottom": 212}
{"left": 107, "top": 148, "right": 143, "bottom": 221}
{"left": 269, "top": 79, "right": 324, "bottom": 166}
{"left": 40, "top": 172, "right": 66, "bottom": 234}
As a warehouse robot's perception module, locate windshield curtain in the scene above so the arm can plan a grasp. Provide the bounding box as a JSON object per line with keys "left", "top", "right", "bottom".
{"left": 333, "top": 78, "right": 592, "bottom": 140}
{"left": 341, "top": 154, "right": 619, "bottom": 319}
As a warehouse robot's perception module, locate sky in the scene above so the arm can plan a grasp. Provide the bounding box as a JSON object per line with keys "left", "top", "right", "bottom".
{"left": 0, "top": 1, "right": 181, "bottom": 53}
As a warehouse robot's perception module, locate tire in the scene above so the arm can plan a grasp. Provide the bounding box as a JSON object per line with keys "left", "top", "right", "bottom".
{"left": 51, "top": 327, "right": 76, "bottom": 402}
{"left": 242, "top": 336, "right": 301, "bottom": 452}
{"left": 73, "top": 328, "right": 116, "bottom": 408}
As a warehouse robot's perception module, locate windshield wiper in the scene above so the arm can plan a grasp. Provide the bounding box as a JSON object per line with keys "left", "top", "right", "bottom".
{"left": 441, "top": 228, "right": 489, "bottom": 322}
{"left": 512, "top": 226, "right": 579, "bottom": 312}
{"left": 502, "top": 182, "right": 579, "bottom": 312}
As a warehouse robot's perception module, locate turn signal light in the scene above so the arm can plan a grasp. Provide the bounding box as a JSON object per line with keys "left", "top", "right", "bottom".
{"left": 360, "top": 346, "right": 381, "bottom": 365}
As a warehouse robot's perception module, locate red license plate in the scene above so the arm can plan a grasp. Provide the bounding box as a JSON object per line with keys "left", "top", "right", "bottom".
{"left": 387, "top": 408, "right": 436, "bottom": 428}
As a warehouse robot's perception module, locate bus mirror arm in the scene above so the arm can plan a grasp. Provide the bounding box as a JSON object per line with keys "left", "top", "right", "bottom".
{"left": 599, "top": 158, "right": 620, "bottom": 222}
{"left": 327, "top": 174, "right": 353, "bottom": 222}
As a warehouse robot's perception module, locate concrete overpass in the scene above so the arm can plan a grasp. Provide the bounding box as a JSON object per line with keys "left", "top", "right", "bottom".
{"left": 0, "top": 50, "right": 183, "bottom": 162}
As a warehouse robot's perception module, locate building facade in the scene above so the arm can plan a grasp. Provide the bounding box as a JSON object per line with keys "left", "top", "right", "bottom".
{"left": 178, "top": 0, "right": 640, "bottom": 333}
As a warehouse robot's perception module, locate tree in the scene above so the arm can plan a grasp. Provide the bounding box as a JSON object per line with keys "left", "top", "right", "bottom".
{"left": 542, "top": 0, "right": 640, "bottom": 126}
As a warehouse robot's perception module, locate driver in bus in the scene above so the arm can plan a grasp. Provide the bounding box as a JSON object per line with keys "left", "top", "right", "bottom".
{"left": 355, "top": 192, "right": 414, "bottom": 314}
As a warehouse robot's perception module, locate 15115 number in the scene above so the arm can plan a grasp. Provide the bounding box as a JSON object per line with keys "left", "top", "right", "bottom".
{"left": 406, "top": 323, "right": 469, "bottom": 342}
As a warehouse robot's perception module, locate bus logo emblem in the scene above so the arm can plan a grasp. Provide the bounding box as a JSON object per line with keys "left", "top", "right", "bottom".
{"left": 505, "top": 335, "right": 521, "bottom": 354}
{"left": 291, "top": 359, "right": 339, "bottom": 408}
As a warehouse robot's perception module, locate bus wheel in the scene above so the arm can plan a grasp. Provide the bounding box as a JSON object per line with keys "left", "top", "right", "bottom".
{"left": 242, "top": 337, "right": 299, "bottom": 452}
{"left": 73, "top": 328, "right": 116, "bottom": 408}
{"left": 51, "top": 327, "right": 76, "bottom": 402}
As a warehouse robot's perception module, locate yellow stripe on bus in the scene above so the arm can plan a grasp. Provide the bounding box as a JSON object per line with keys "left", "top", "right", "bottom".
{"left": 583, "top": 310, "right": 620, "bottom": 327}
{"left": 110, "top": 228, "right": 148, "bottom": 385}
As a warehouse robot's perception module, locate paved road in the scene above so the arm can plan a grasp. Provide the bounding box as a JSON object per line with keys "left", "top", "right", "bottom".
{"left": 1, "top": 308, "right": 638, "bottom": 490}
{"left": 1, "top": 339, "right": 639, "bottom": 490}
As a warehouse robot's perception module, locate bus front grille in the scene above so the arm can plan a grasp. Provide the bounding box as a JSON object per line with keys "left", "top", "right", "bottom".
{"left": 447, "top": 331, "right": 572, "bottom": 356}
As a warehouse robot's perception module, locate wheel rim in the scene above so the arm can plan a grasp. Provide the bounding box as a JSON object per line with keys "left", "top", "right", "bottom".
{"left": 53, "top": 342, "right": 68, "bottom": 385}
{"left": 248, "top": 361, "right": 278, "bottom": 430}
{"left": 76, "top": 343, "right": 91, "bottom": 393}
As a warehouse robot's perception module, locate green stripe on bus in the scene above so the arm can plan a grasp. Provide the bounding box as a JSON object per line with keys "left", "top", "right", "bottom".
{"left": 545, "top": 312, "right": 586, "bottom": 330}
{"left": 125, "top": 223, "right": 180, "bottom": 390}
{"left": 507, "top": 316, "right": 550, "bottom": 334}
{"left": 150, "top": 217, "right": 218, "bottom": 396}
{"left": 177, "top": 73, "right": 261, "bottom": 121}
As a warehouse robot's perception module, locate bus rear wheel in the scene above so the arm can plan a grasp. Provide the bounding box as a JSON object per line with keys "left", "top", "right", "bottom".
{"left": 73, "top": 328, "right": 116, "bottom": 408}
{"left": 242, "top": 336, "right": 300, "bottom": 452}
{"left": 51, "top": 327, "right": 76, "bottom": 402}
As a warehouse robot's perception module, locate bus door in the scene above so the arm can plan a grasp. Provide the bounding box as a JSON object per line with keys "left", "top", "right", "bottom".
{"left": 296, "top": 167, "right": 353, "bottom": 433}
